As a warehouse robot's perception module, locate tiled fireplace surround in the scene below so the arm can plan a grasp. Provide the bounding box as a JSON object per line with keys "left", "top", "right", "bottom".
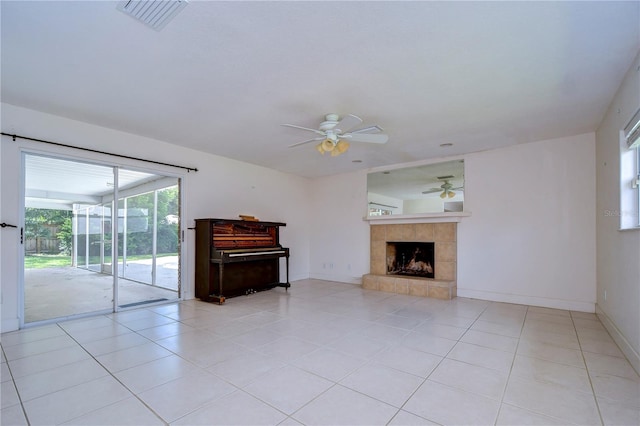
{"left": 362, "top": 222, "right": 457, "bottom": 300}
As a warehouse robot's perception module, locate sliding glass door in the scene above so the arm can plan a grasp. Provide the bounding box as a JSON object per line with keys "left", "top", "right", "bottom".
{"left": 23, "top": 153, "right": 181, "bottom": 324}
{"left": 116, "top": 173, "right": 181, "bottom": 308}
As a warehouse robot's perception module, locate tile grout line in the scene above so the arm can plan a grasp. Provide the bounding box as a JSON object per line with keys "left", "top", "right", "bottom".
{"left": 493, "top": 304, "right": 528, "bottom": 425}
{"left": 54, "top": 317, "right": 172, "bottom": 426}
{"left": 497, "top": 308, "right": 601, "bottom": 425}
{"left": 0, "top": 341, "right": 31, "bottom": 425}
{"left": 108, "top": 307, "right": 291, "bottom": 425}
{"left": 121, "top": 306, "right": 297, "bottom": 425}
{"left": 390, "top": 299, "right": 493, "bottom": 425}
{"left": 259, "top": 297, "right": 453, "bottom": 425}
{"left": 572, "top": 310, "right": 606, "bottom": 426}
{"left": 275, "top": 315, "right": 401, "bottom": 424}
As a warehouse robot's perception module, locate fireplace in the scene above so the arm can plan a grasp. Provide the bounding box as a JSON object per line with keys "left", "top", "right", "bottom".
{"left": 387, "top": 242, "right": 434, "bottom": 278}
{"left": 363, "top": 222, "right": 457, "bottom": 299}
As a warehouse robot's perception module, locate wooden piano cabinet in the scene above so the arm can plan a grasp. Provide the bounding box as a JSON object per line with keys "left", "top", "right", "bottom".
{"left": 195, "top": 218, "right": 290, "bottom": 304}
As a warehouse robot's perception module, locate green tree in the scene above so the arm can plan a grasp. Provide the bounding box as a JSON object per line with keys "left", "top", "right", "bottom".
{"left": 25, "top": 208, "right": 73, "bottom": 254}
{"left": 121, "top": 186, "right": 179, "bottom": 255}
{"left": 57, "top": 217, "right": 73, "bottom": 255}
{"left": 25, "top": 208, "right": 61, "bottom": 239}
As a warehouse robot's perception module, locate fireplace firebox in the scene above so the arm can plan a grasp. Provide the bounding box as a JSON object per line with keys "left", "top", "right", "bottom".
{"left": 386, "top": 242, "right": 434, "bottom": 278}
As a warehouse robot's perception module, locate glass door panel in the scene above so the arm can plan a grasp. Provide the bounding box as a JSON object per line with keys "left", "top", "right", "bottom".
{"left": 116, "top": 170, "right": 180, "bottom": 309}
{"left": 76, "top": 207, "right": 88, "bottom": 269}
{"left": 102, "top": 202, "right": 113, "bottom": 274}
{"left": 23, "top": 154, "right": 116, "bottom": 323}
{"left": 121, "top": 192, "right": 154, "bottom": 285}
{"left": 87, "top": 206, "right": 102, "bottom": 272}
{"left": 155, "top": 185, "right": 180, "bottom": 292}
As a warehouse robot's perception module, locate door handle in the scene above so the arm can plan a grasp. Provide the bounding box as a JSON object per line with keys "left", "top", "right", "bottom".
{"left": 0, "top": 223, "right": 22, "bottom": 244}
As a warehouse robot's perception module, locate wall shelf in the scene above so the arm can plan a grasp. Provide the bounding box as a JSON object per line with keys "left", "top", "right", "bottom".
{"left": 364, "top": 211, "right": 471, "bottom": 225}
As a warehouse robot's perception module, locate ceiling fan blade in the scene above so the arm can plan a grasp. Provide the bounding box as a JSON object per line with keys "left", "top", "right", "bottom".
{"left": 421, "top": 189, "right": 441, "bottom": 194}
{"left": 281, "top": 124, "right": 325, "bottom": 136}
{"left": 343, "top": 133, "right": 389, "bottom": 144}
{"left": 288, "top": 137, "right": 325, "bottom": 148}
{"left": 350, "top": 125, "right": 383, "bottom": 134}
{"left": 334, "top": 114, "right": 363, "bottom": 134}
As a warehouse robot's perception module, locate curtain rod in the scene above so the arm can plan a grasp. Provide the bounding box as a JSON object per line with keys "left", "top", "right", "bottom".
{"left": 1, "top": 132, "right": 198, "bottom": 172}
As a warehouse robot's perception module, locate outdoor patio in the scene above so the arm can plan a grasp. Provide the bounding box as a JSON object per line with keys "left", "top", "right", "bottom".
{"left": 24, "top": 256, "right": 179, "bottom": 323}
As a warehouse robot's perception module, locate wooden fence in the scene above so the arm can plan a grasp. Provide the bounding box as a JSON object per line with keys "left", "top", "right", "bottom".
{"left": 25, "top": 237, "right": 60, "bottom": 254}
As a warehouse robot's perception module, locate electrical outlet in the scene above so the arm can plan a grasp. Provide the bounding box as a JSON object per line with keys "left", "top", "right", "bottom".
{"left": 330, "top": 263, "right": 334, "bottom": 269}
{"left": 604, "top": 290, "right": 607, "bottom": 301}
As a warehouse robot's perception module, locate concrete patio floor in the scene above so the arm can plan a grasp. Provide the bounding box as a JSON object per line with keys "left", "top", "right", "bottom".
{"left": 24, "top": 258, "right": 180, "bottom": 323}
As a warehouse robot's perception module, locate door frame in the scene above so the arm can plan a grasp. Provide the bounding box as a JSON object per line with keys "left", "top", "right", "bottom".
{"left": 19, "top": 148, "right": 186, "bottom": 328}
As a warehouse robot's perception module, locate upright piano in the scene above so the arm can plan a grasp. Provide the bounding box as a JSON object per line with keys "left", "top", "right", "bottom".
{"left": 194, "top": 218, "right": 290, "bottom": 304}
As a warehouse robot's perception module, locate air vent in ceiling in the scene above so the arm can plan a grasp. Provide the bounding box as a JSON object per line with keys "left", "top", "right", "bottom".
{"left": 117, "top": 0, "right": 188, "bottom": 31}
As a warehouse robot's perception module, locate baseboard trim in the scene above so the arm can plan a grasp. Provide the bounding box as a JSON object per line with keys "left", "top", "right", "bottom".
{"left": 1, "top": 318, "right": 20, "bottom": 333}
{"left": 287, "top": 274, "right": 309, "bottom": 283}
{"left": 596, "top": 304, "right": 640, "bottom": 376}
{"left": 457, "top": 288, "right": 595, "bottom": 313}
{"left": 309, "top": 273, "right": 362, "bottom": 285}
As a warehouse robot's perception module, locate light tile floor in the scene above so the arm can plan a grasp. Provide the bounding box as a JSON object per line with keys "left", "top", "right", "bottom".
{"left": 1, "top": 279, "right": 639, "bottom": 425}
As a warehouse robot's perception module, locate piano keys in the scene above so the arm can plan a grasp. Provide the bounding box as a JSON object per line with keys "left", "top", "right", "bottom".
{"left": 195, "top": 218, "right": 290, "bottom": 304}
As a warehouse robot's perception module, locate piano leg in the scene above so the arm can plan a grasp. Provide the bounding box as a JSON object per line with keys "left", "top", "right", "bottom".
{"left": 277, "top": 255, "right": 291, "bottom": 291}
{"left": 285, "top": 255, "right": 290, "bottom": 291}
{"left": 210, "top": 295, "right": 226, "bottom": 304}
{"left": 214, "top": 262, "right": 226, "bottom": 304}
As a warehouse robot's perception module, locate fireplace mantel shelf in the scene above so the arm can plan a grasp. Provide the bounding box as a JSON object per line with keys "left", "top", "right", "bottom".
{"left": 364, "top": 211, "right": 471, "bottom": 224}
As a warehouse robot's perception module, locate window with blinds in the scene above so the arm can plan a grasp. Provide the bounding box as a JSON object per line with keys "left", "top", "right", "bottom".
{"left": 621, "top": 109, "right": 640, "bottom": 229}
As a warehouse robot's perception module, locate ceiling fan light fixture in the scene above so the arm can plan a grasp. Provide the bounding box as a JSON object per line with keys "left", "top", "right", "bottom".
{"left": 321, "top": 139, "right": 335, "bottom": 152}
{"left": 335, "top": 140, "right": 349, "bottom": 154}
{"left": 440, "top": 191, "right": 447, "bottom": 199}
{"left": 448, "top": 191, "right": 456, "bottom": 198}
{"left": 283, "top": 113, "right": 388, "bottom": 157}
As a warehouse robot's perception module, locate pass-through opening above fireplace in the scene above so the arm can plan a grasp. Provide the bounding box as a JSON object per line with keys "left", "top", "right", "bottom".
{"left": 386, "top": 241, "right": 434, "bottom": 279}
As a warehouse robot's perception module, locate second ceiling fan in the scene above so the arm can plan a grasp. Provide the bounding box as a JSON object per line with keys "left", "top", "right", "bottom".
{"left": 282, "top": 113, "right": 388, "bottom": 156}
{"left": 422, "top": 176, "right": 463, "bottom": 199}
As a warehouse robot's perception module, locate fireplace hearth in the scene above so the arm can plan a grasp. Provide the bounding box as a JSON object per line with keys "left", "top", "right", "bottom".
{"left": 387, "top": 242, "right": 434, "bottom": 278}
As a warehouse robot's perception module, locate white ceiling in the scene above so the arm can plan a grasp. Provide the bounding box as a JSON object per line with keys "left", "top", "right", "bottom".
{"left": 2, "top": 1, "right": 639, "bottom": 179}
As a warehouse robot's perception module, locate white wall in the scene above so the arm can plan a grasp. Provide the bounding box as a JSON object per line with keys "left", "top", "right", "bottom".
{"left": 1, "top": 104, "right": 312, "bottom": 332}
{"left": 458, "top": 134, "right": 596, "bottom": 312}
{"left": 308, "top": 171, "right": 370, "bottom": 283}
{"left": 310, "top": 134, "right": 597, "bottom": 313}
{"left": 403, "top": 195, "right": 463, "bottom": 214}
{"left": 595, "top": 50, "right": 640, "bottom": 373}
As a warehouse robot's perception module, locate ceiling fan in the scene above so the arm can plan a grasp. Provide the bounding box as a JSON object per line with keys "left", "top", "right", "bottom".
{"left": 422, "top": 176, "right": 463, "bottom": 199}
{"left": 282, "top": 113, "right": 388, "bottom": 156}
